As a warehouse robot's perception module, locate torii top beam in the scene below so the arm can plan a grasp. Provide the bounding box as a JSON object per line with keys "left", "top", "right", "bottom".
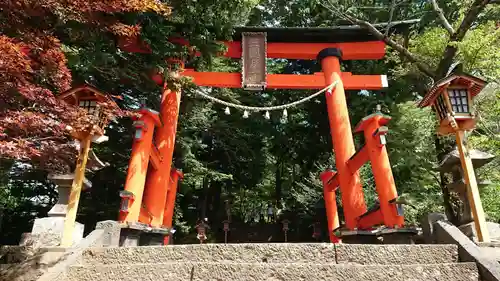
{"left": 119, "top": 24, "right": 417, "bottom": 90}
{"left": 223, "top": 26, "right": 393, "bottom": 60}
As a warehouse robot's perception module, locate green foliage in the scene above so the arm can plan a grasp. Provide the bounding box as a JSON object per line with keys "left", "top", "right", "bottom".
{"left": 471, "top": 86, "right": 500, "bottom": 222}
{"left": 387, "top": 102, "right": 445, "bottom": 222}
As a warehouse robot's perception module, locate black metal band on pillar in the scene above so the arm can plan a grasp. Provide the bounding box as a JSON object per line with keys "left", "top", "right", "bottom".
{"left": 317, "top": 48, "right": 343, "bottom": 61}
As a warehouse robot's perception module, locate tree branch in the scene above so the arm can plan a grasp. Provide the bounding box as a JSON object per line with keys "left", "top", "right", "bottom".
{"left": 435, "top": 0, "right": 492, "bottom": 78}
{"left": 454, "top": 0, "right": 492, "bottom": 40}
{"left": 321, "top": 2, "right": 436, "bottom": 78}
{"left": 431, "top": 0, "right": 455, "bottom": 35}
{"left": 356, "top": 18, "right": 436, "bottom": 77}
{"left": 385, "top": 0, "right": 397, "bottom": 37}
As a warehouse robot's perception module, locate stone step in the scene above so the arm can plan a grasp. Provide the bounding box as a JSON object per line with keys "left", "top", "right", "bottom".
{"left": 66, "top": 262, "right": 478, "bottom": 281}
{"left": 80, "top": 243, "right": 458, "bottom": 265}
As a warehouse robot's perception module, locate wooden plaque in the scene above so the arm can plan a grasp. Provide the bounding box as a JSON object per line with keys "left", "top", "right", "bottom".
{"left": 242, "top": 32, "right": 267, "bottom": 90}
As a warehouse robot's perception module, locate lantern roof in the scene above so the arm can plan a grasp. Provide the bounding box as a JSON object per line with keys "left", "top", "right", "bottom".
{"left": 58, "top": 84, "right": 122, "bottom": 111}
{"left": 418, "top": 73, "right": 487, "bottom": 108}
{"left": 439, "top": 148, "right": 495, "bottom": 172}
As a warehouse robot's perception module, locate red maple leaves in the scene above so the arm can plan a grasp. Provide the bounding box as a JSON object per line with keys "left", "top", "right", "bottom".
{"left": 0, "top": 0, "right": 161, "bottom": 172}
{"left": 0, "top": 34, "right": 81, "bottom": 171}
{"left": 0, "top": 33, "right": 130, "bottom": 171}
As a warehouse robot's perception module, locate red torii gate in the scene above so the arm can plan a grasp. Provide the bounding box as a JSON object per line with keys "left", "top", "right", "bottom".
{"left": 117, "top": 26, "right": 405, "bottom": 244}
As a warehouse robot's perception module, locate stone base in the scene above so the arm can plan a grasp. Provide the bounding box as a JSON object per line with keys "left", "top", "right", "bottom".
{"left": 382, "top": 233, "right": 416, "bottom": 244}
{"left": 340, "top": 234, "right": 382, "bottom": 244}
{"left": 119, "top": 229, "right": 141, "bottom": 247}
{"left": 93, "top": 220, "right": 172, "bottom": 247}
{"left": 96, "top": 220, "right": 122, "bottom": 247}
{"left": 139, "top": 233, "right": 165, "bottom": 246}
{"left": 24, "top": 217, "right": 84, "bottom": 247}
{"left": 337, "top": 227, "right": 420, "bottom": 244}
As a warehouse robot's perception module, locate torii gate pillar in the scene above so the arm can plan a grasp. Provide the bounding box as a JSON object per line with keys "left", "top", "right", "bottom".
{"left": 319, "top": 48, "right": 367, "bottom": 231}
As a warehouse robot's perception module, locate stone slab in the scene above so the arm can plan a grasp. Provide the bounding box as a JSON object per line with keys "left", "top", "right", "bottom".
{"left": 476, "top": 246, "right": 500, "bottom": 261}
{"left": 335, "top": 244, "right": 458, "bottom": 265}
{"left": 37, "top": 228, "right": 109, "bottom": 281}
{"left": 434, "top": 220, "right": 500, "bottom": 281}
{"left": 79, "top": 243, "right": 458, "bottom": 266}
{"left": 65, "top": 262, "right": 479, "bottom": 281}
{"left": 80, "top": 244, "right": 336, "bottom": 265}
{"left": 0, "top": 246, "right": 67, "bottom": 281}
{"left": 0, "top": 246, "right": 32, "bottom": 263}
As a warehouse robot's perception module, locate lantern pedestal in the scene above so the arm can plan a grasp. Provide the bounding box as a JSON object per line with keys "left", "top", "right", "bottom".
{"left": 47, "top": 174, "right": 92, "bottom": 216}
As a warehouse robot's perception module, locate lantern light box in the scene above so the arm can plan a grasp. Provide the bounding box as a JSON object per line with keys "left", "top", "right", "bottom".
{"left": 58, "top": 84, "right": 121, "bottom": 142}
{"left": 418, "top": 73, "right": 486, "bottom": 136}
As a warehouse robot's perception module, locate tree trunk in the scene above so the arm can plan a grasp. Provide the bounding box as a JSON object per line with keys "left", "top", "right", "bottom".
{"left": 435, "top": 136, "right": 458, "bottom": 224}
{"left": 275, "top": 160, "right": 282, "bottom": 207}
{"left": 201, "top": 176, "right": 210, "bottom": 220}
{"left": 209, "top": 182, "right": 222, "bottom": 223}
{"left": 0, "top": 208, "right": 3, "bottom": 237}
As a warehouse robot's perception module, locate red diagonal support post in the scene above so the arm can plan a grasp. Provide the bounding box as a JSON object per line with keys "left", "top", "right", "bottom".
{"left": 354, "top": 113, "right": 404, "bottom": 228}
{"left": 357, "top": 207, "right": 385, "bottom": 230}
{"left": 346, "top": 146, "right": 370, "bottom": 173}
{"left": 118, "top": 109, "right": 161, "bottom": 223}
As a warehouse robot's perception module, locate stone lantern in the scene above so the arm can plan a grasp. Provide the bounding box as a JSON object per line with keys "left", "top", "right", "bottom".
{"left": 311, "top": 222, "right": 321, "bottom": 240}
{"left": 282, "top": 219, "right": 290, "bottom": 242}
{"left": 25, "top": 150, "right": 107, "bottom": 247}
{"left": 196, "top": 219, "right": 209, "bottom": 244}
{"left": 222, "top": 220, "right": 230, "bottom": 244}
{"left": 119, "top": 190, "right": 136, "bottom": 215}
{"left": 439, "top": 148, "right": 496, "bottom": 241}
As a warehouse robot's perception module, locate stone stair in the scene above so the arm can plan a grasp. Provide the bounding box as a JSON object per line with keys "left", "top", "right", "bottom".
{"left": 63, "top": 243, "right": 479, "bottom": 281}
